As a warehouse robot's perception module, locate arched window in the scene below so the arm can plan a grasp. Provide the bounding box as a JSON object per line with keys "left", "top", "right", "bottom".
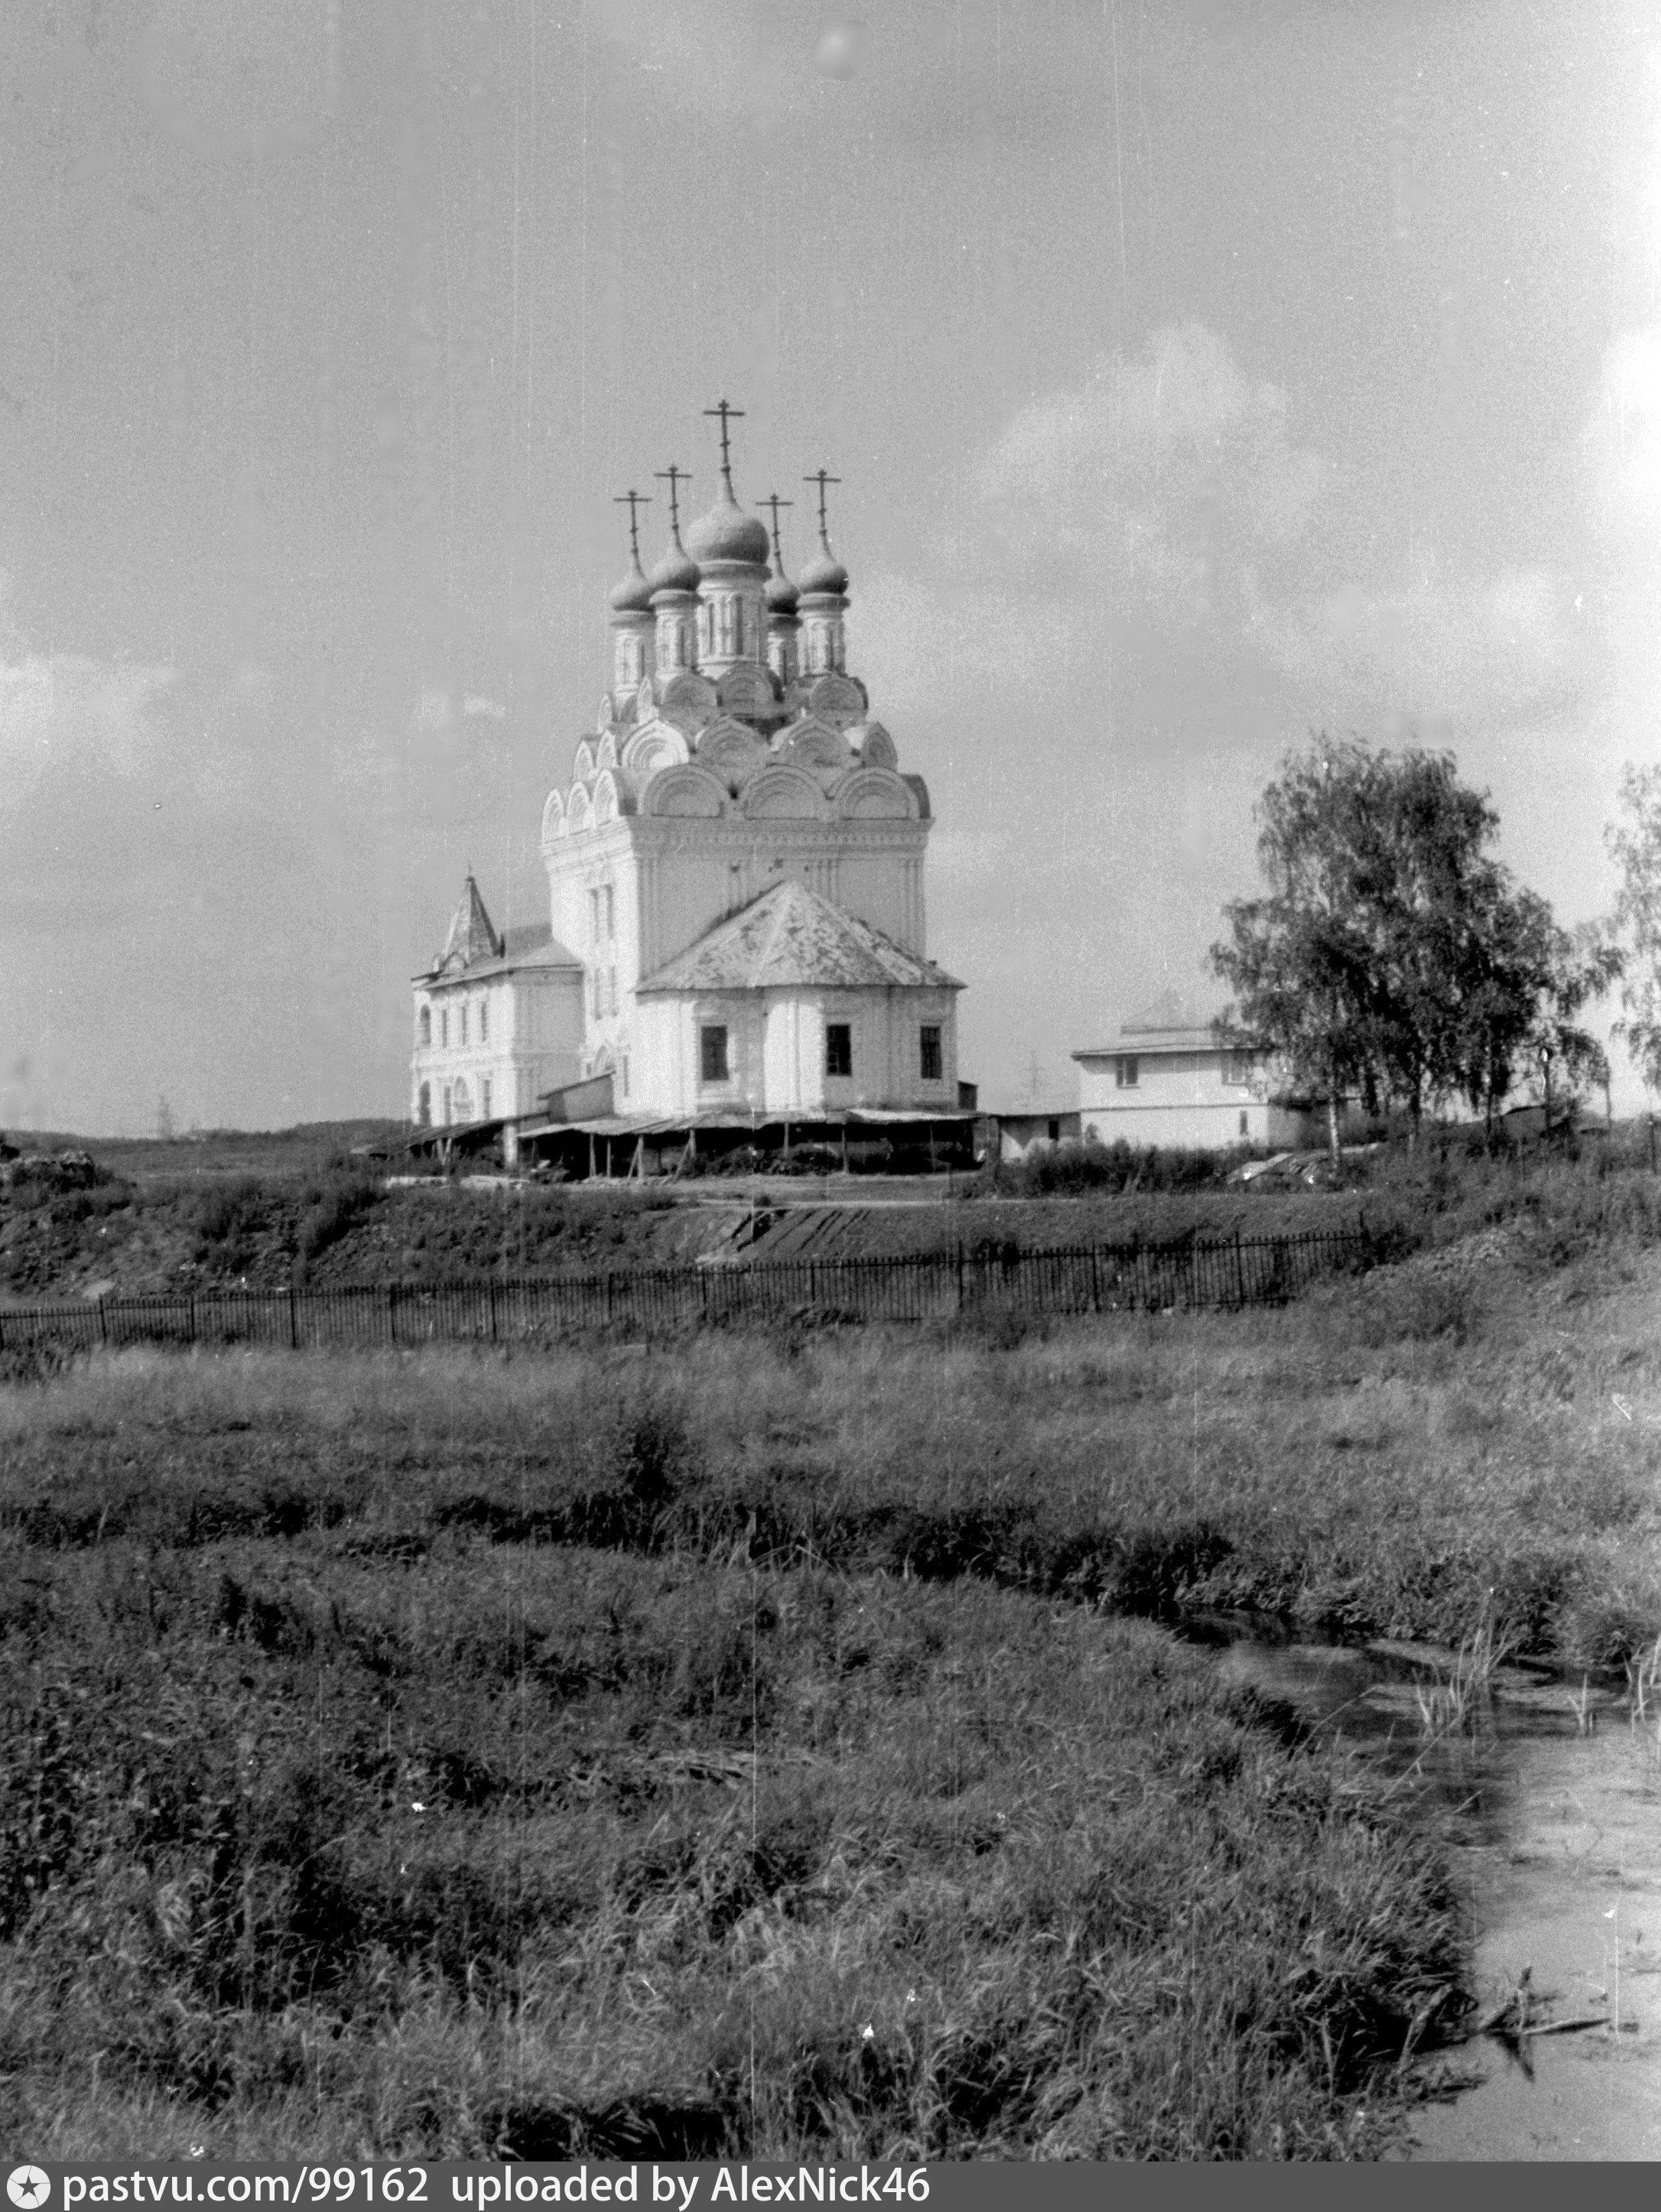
{"left": 452, "top": 1077, "right": 472, "bottom": 1124}
{"left": 418, "top": 1083, "right": 431, "bottom": 1126}
{"left": 442, "top": 1083, "right": 453, "bottom": 1125}
{"left": 418, "top": 1005, "right": 431, "bottom": 1048}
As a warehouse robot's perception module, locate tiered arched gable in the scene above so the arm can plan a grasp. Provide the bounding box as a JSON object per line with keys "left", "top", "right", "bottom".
{"left": 696, "top": 716, "right": 767, "bottom": 795}
{"left": 541, "top": 788, "right": 566, "bottom": 846}
{"left": 642, "top": 764, "right": 729, "bottom": 818}
{"left": 716, "top": 662, "right": 777, "bottom": 723}
{"left": 566, "top": 783, "right": 595, "bottom": 834}
{"left": 593, "top": 768, "right": 635, "bottom": 823}
{"left": 847, "top": 720, "right": 899, "bottom": 770}
{"left": 743, "top": 762, "right": 830, "bottom": 820}
{"left": 902, "top": 774, "right": 931, "bottom": 819}
{"left": 832, "top": 766, "right": 918, "bottom": 820}
{"left": 572, "top": 738, "right": 598, "bottom": 782}
{"left": 621, "top": 719, "right": 691, "bottom": 778}
{"left": 782, "top": 715, "right": 851, "bottom": 785}
{"left": 803, "top": 672, "right": 867, "bottom": 730}
{"left": 657, "top": 671, "right": 718, "bottom": 738}
{"left": 596, "top": 732, "right": 619, "bottom": 771}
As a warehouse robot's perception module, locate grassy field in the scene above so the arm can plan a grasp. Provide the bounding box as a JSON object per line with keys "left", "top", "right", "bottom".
{"left": 0, "top": 1330, "right": 1467, "bottom": 2163}
{"left": 8, "top": 1140, "right": 1661, "bottom": 2158}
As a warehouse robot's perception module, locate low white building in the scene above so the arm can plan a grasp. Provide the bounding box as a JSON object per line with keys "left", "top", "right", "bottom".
{"left": 1074, "top": 993, "right": 1317, "bottom": 1151}
{"left": 410, "top": 878, "right": 583, "bottom": 1148}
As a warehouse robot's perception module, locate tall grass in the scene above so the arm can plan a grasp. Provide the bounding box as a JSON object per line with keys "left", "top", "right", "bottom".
{"left": 0, "top": 1530, "right": 1461, "bottom": 2162}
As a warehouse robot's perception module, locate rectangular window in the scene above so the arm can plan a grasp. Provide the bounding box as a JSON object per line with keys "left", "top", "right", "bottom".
{"left": 1048, "top": 1119, "right": 1061, "bottom": 1142}
{"left": 604, "top": 885, "right": 615, "bottom": 940}
{"left": 700, "top": 1025, "right": 730, "bottom": 1084}
{"left": 919, "top": 1024, "right": 943, "bottom": 1082}
{"left": 440, "top": 1009, "right": 449, "bottom": 1048}
{"left": 621, "top": 1056, "right": 630, "bottom": 1099}
{"left": 589, "top": 889, "right": 600, "bottom": 946}
{"left": 482, "top": 1078, "right": 492, "bottom": 1119}
{"left": 825, "top": 1022, "right": 853, "bottom": 1079}
{"left": 460, "top": 1005, "right": 468, "bottom": 1047}
{"left": 607, "top": 967, "right": 618, "bottom": 1017}
{"left": 1224, "top": 1051, "right": 1251, "bottom": 1087}
{"left": 480, "top": 999, "right": 489, "bottom": 1044}
{"left": 1115, "top": 1055, "right": 1139, "bottom": 1090}
{"left": 1239, "top": 1110, "right": 1249, "bottom": 1138}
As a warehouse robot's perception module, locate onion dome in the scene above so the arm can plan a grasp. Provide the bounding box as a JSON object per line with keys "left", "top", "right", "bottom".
{"left": 766, "top": 567, "right": 800, "bottom": 616}
{"left": 798, "top": 543, "right": 849, "bottom": 596}
{"left": 685, "top": 484, "right": 770, "bottom": 567}
{"left": 609, "top": 554, "right": 654, "bottom": 614}
{"left": 648, "top": 538, "right": 701, "bottom": 596}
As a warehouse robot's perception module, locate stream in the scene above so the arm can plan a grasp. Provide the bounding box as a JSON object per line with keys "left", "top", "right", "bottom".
{"left": 1193, "top": 1619, "right": 1661, "bottom": 2160}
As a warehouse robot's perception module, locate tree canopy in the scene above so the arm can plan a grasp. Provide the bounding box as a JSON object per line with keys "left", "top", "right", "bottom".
{"left": 1212, "top": 737, "right": 1614, "bottom": 1152}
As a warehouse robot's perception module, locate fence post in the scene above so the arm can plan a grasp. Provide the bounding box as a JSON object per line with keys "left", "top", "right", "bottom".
{"left": 288, "top": 1286, "right": 298, "bottom": 1350}
{"left": 388, "top": 1281, "right": 398, "bottom": 1344}
{"left": 1234, "top": 1230, "right": 1246, "bottom": 1310}
{"left": 956, "top": 1239, "right": 965, "bottom": 1313}
{"left": 489, "top": 1281, "right": 498, "bottom": 1342}
{"left": 97, "top": 1296, "right": 108, "bottom": 1346}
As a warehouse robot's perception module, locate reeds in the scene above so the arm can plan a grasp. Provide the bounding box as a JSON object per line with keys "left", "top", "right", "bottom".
{"left": 1411, "top": 1603, "right": 1513, "bottom": 1739}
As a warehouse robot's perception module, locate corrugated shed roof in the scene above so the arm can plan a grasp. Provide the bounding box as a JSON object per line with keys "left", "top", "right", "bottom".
{"left": 636, "top": 879, "right": 962, "bottom": 995}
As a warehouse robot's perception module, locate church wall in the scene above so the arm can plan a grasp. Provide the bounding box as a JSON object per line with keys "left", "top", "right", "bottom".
{"left": 631, "top": 985, "right": 960, "bottom": 1120}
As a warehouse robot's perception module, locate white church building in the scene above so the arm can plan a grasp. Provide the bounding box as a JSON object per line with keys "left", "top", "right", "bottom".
{"left": 411, "top": 408, "right": 967, "bottom": 1166}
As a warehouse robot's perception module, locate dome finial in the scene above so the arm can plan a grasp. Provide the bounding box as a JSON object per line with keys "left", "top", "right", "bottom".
{"left": 804, "top": 466, "right": 842, "bottom": 553}
{"left": 608, "top": 487, "right": 655, "bottom": 611}
{"left": 648, "top": 465, "right": 701, "bottom": 596}
{"left": 704, "top": 398, "right": 746, "bottom": 501}
{"left": 760, "top": 491, "right": 793, "bottom": 569}
{"left": 654, "top": 463, "right": 692, "bottom": 544}
{"left": 613, "top": 487, "right": 651, "bottom": 567}
{"left": 798, "top": 468, "right": 849, "bottom": 596}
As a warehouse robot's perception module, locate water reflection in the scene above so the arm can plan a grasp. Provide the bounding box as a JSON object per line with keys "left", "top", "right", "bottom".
{"left": 1187, "top": 1616, "right": 1661, "bottom": 2160}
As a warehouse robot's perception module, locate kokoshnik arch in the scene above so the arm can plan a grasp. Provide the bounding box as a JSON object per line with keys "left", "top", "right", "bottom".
{"left": 411, "top": 404, "right": 967, "bottom": 1168}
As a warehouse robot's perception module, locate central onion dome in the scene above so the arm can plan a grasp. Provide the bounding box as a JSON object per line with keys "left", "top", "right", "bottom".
{"left": 685, "top": 483, "right": 770, "bottom": 567}
{"left": 648, "top": 538, "right": 701, "bottom": 596}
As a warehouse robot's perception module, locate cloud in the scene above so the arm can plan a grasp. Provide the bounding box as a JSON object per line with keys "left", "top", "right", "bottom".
{"left": 859, "top": 323, "right": 1589, "bottom": 738}
{"left": 972, "top": 322, "right": 1324, "bottom": 629}
{"left": 857, "top": 323, "right": 1325, "bottom": 726}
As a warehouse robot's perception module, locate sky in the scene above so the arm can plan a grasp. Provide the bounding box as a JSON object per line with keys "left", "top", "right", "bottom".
{"left": 3, "top": 0, "right": 1661, "bottom": 1132}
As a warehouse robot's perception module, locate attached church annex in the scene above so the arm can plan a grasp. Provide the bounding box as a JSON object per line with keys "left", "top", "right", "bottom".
{"left": 411, "top": 407, "right": 969, "bottom": 1171}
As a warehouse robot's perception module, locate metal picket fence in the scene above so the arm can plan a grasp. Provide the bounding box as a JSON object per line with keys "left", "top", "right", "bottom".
{"left": 0, "top": 1228, "right": 1372, "bottom": 1356}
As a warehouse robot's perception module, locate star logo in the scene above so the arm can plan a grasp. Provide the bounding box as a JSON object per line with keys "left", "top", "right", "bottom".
{"left": 8, "top": 2171, "right": 49, "bottom": 2210}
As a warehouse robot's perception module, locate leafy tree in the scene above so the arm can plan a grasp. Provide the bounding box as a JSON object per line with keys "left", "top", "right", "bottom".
{"left": 1607, "top": 763, "right": 1661, "bottom": 1095}
{"left": 1215, "top": 736, "right": 1607, "bottom": 1154}
{"left": 1210, "top": 739, "right": 1397, "bottom": 1160}
{"left": 1458, "top": 895, "right": 1620, "bottom": 1132}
